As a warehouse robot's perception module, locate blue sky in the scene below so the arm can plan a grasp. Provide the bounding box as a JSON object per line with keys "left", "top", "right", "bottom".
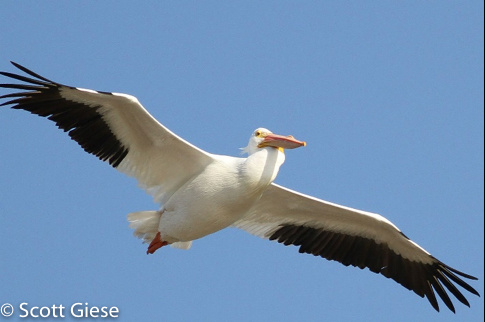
{"left": 0, "top": 2, "right": 483, "bottom": 321}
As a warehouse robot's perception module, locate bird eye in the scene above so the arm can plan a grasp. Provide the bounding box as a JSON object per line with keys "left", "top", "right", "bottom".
{"left": 255, "top": 130, "right": 261, "bottom": 137}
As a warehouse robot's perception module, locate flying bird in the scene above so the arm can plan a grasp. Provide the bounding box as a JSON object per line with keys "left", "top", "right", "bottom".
{"left": 0, "top": 62, "right": 479, "bottom": 313}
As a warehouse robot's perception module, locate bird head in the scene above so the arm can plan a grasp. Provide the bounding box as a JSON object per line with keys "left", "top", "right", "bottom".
{"left": 242, "top": 128, "right": 306, "bottom": 155}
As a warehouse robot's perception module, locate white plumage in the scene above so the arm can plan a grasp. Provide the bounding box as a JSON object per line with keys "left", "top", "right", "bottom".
{"left": 0, "top": 62, "right": 479, "bottom": 313}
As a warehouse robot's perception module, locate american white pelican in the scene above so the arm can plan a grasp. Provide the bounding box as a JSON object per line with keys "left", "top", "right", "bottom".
{"left": 0, "top": 62, "right": 479, "bottom": 313}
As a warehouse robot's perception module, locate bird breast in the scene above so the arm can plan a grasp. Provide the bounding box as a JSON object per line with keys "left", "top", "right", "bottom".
{"left": 159, "top": 149, "right": 285, "bottom": 242}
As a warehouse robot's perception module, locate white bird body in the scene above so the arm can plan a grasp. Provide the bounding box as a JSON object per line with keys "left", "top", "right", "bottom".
{"left": 0, "top": 62, "right": 479, "bottom": 313}
{"left": 155, "top": 147, "right": 284, "bottom": 244}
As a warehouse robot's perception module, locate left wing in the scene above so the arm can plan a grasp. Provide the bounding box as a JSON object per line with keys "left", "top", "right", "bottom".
{"left": 0, "top": 62, "right": 214, "bottom": 204}
{"left": 233, "top": 183, "right": 479, "bottom": 312}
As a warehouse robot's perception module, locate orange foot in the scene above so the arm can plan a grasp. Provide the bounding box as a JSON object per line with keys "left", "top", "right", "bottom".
{"left": 147, "top": 232, "right": 168, "bottom": 255}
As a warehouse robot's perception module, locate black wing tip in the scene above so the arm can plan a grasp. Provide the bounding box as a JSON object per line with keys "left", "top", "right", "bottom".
{"left": 444, "top": 264, "right": 479, "bottom": 281}
{"left": 2, "top": 62, "right": 112, "bottom": 96}
{"left": 1, "top": 62, "right": 130, "bottom": 169}
{"left": 4, "top": 61, "right": 58, "bottom": 85}
{"left": 437, "top": 261, "right": 481, "bottom": 295}
{"left": 10, "top": 61, "right": 32, "bottom": 72}
{"left": 10, "top": 61, "right": 21, "bottom": 68}
{"left": 270, "top": 224, "right": 480, "bottom": 313}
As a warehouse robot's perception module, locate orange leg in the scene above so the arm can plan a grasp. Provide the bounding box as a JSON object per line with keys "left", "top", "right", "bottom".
{"left": 147, "top": 232, "right": 168, "bottom": 255}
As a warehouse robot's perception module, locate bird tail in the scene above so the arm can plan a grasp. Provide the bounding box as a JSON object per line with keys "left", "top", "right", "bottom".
{"left": 127, "top": 211, "right": 161, "bottom": 244}
{"left": 127, "top": 210, "right": 192, "bottom": 250}
{"left": 170, "top": 241, "right": 193, "bottom": 250}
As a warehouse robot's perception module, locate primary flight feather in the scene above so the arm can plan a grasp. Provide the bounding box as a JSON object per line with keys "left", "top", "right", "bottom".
{"left": 0, "top": 62, "right": 479, "bottom": 313}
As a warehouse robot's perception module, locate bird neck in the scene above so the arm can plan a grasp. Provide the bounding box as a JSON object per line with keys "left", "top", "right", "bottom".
{"left": 243, "top": 147, "right": 285, "bottom": 189}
